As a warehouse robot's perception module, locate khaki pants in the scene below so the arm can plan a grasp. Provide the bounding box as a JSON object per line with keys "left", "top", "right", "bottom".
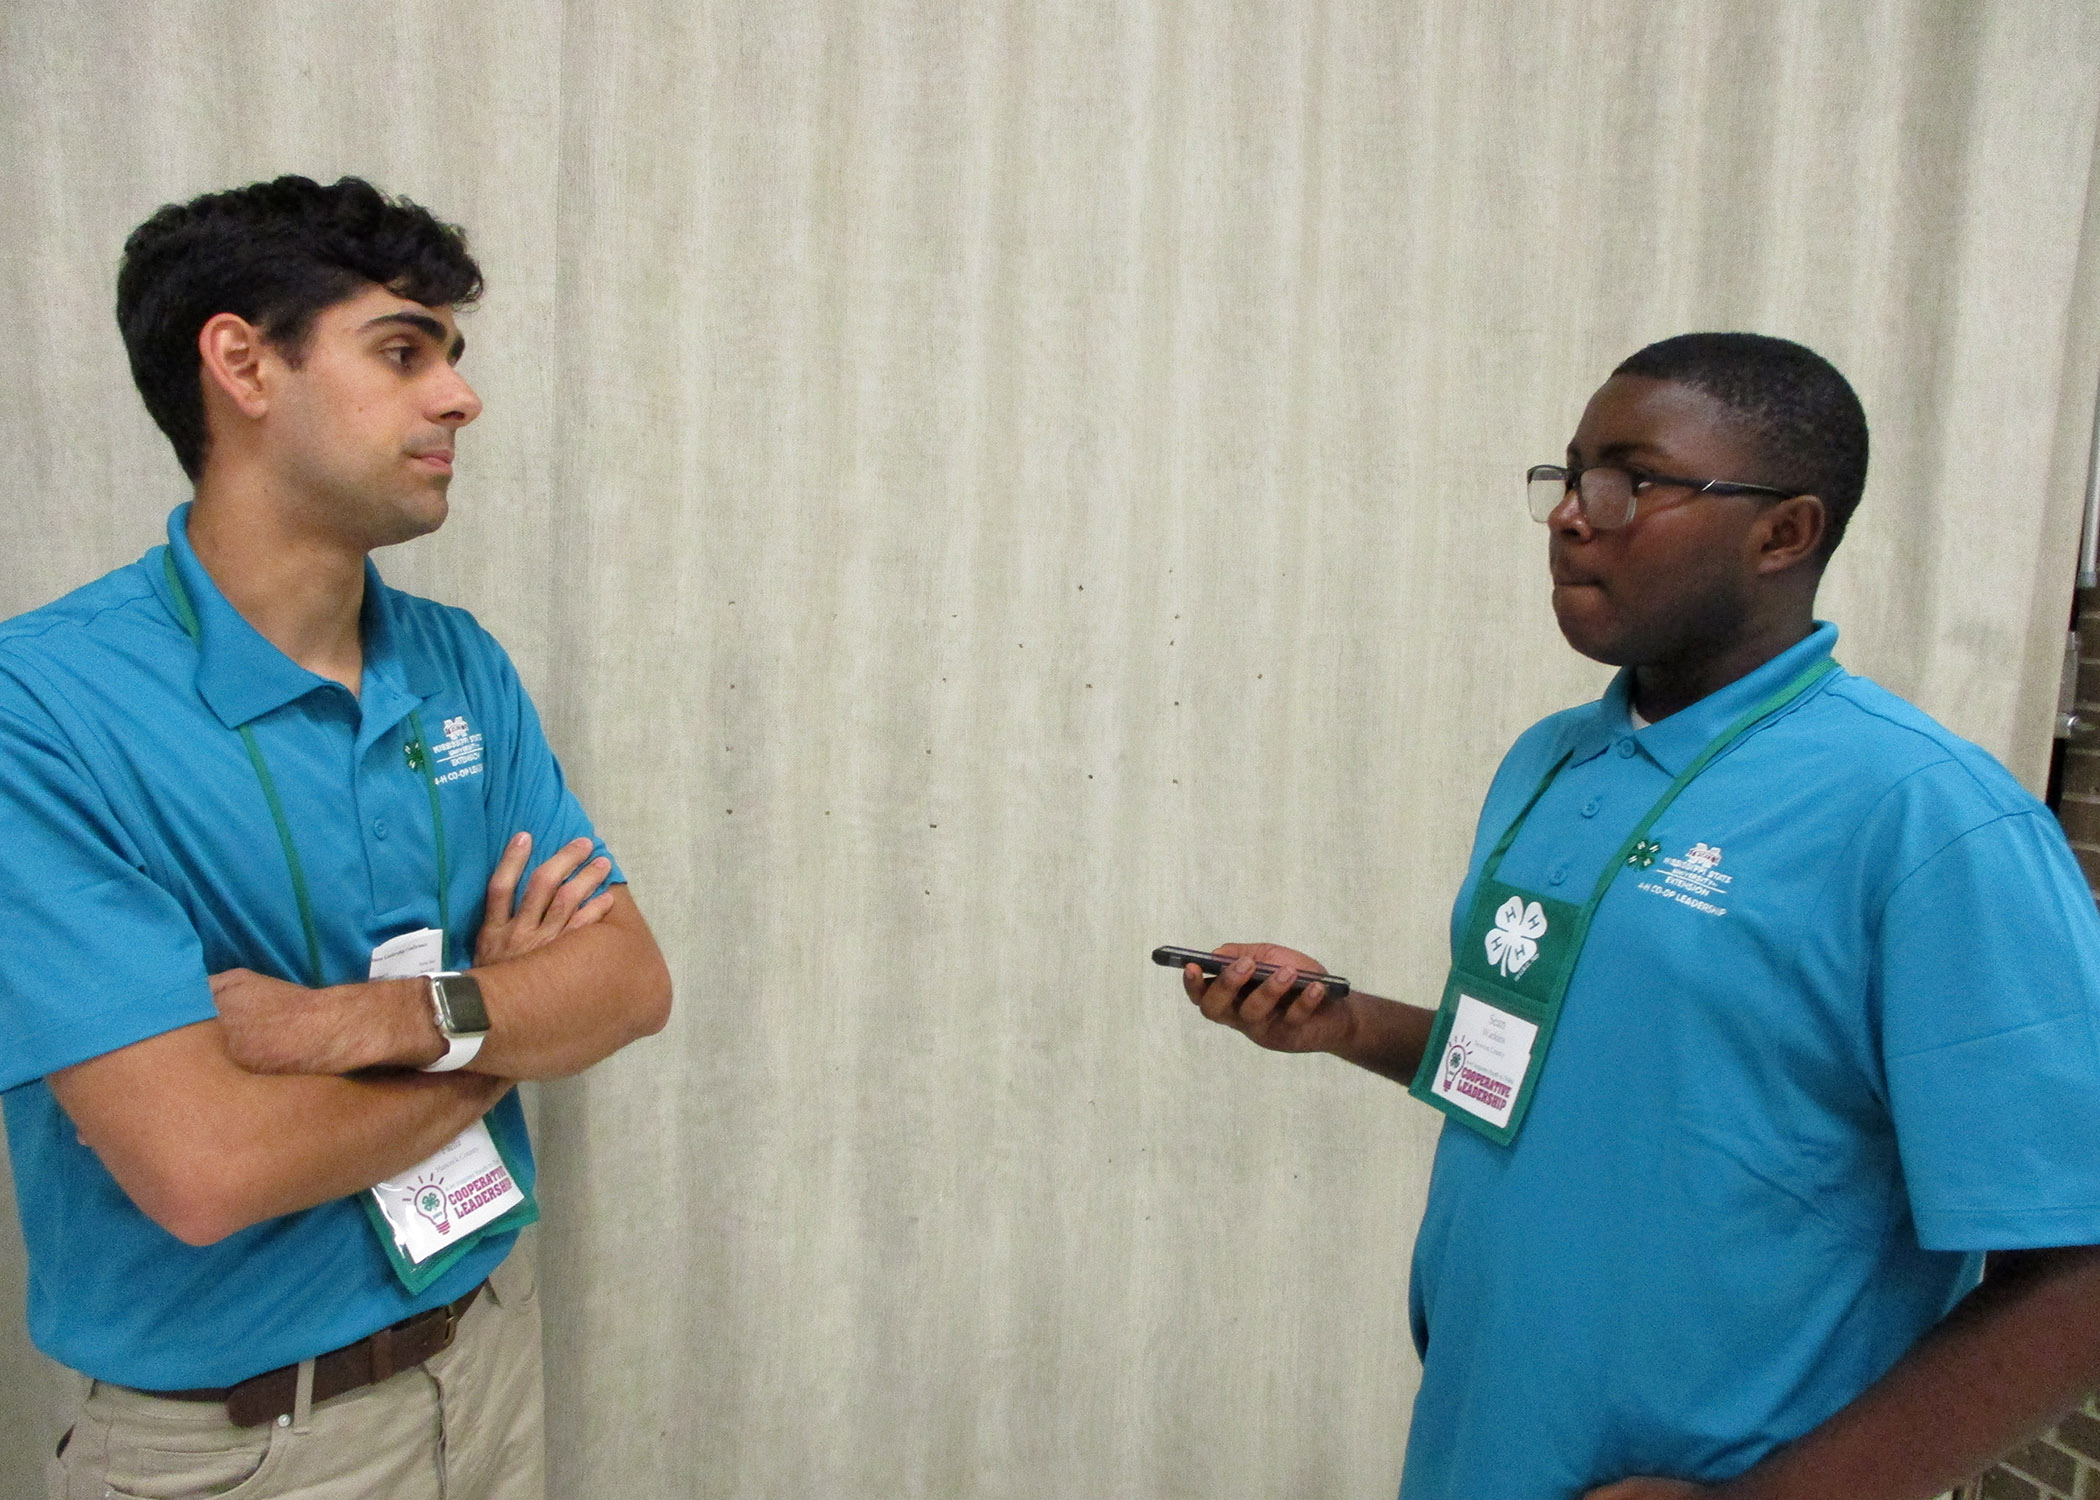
{"left": 47, "top": 1239, "right": 545, "bottom": 1500}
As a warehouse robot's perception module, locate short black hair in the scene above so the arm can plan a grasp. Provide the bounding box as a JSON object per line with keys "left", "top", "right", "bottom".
{"left": 1613, "top": 332, "right": 1869, "bottom": 557}
{"left": 116, "top": 175, "right": 484, "bottom": 479}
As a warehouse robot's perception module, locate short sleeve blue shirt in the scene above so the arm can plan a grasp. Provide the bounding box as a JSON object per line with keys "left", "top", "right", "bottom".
{"left": 1402, "top": 624, "right": 2100, "bottom": 1499}
{"left": 0, "top": 505, "right": 621, "bottom": 1388}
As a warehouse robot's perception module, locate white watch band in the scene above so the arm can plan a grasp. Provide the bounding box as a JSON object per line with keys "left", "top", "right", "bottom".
{"left": 422, "top": 1030, "right": 485, "bottom": 1073}
{"left": 418, "top": 971, "right": 490, "bottom": 1073}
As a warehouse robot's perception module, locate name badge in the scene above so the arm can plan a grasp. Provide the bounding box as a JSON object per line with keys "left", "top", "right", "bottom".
{"left": 358, "top": 928, "right": 537, "bottom": 1292}
{"left": 1409, "top": 878, "right": 1578, "bottom": 1145}
{"left": 368, "top": 1121, "right": 527, "bottom": 1266}
{"left": 1425, "top": 991, "right": 1540, "bottom": 1131}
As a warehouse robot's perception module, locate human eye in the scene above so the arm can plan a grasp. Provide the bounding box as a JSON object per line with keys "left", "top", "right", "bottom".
{"left": 379, "top": 340, "right": 420, "bottom": 371}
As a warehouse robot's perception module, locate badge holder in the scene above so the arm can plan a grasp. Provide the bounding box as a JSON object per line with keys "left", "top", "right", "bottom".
{"left": 1411, "top": 879, "right": 1585, "bottom": 1146}
{"left": 359, "top": 1114, "right": 539, "bottom": 1296}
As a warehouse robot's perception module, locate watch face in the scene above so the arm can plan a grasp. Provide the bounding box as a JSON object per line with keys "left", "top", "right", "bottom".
{"left": 435, "top": 973, "right": 491, "bottom": 1036}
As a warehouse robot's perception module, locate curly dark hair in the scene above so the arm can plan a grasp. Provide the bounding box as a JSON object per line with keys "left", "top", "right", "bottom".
{"left": 1614, "top": 332, "right": 1869, "bottom": 557}
{"left": 116, "top": 175, "right": 484, "bottom": 479}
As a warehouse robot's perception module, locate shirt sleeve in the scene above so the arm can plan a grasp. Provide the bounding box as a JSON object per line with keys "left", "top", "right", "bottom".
{"left": 0, "top": 693, "right": 215, "bottom": 1089}
{"left": 477, "top": 635, "right": 624, "bottom": 890}
{"left": 1880, "top": 806, "right": 2100, "bottom": 1251}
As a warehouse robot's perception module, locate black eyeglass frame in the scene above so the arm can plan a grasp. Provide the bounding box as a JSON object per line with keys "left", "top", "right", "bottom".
{"left": 1526, "top": 463, "right": 1803, "bottom": 529}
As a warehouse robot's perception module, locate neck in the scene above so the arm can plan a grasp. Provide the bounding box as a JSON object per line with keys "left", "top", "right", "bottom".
{"left": 1631, "top": 612, "right": 1816, "bottom": 723}
{"left": 186, "top": 483, "right": 369, "bottom": 697}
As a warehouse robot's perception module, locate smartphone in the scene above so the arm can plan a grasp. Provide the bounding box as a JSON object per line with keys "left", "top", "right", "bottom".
{"left": 1152, "top": 946, "right": 1351, "bottom": 1001}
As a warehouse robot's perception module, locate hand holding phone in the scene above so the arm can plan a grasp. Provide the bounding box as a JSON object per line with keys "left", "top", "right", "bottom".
{"left": 1152, "top": 945, "right": 1351, "bottom": 1001}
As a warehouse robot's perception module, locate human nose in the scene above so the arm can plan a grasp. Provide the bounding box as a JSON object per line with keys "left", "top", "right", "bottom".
{"left": 1548, "top": 482, "right": 1592, "bottom": 537}
{"left": 430, "top": 365, "right": 483, "bottom": 428}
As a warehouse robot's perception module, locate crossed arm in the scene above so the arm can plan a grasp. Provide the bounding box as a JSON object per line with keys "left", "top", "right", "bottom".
{"left": 51, "top": 833, "right": 672, "bottom": 1246}
{"left": 1185, "top": 943, "right": 2100, "bottom": 1500}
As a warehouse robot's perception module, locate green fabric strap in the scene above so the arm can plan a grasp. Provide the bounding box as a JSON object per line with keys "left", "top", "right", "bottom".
{"left": 165, "top": 549, "right": 325, "bottom": 987}
{"left": 1480, "top": 653, "right": 1840, "bottom": 924}
{"left": 161, "top": 546, "right": 453, "bottom": 986}
{"left": 236, "top": 721, "right": 326, "bottom": 988}
{"left": 1415, "top": 651, "right": 1839, "bottom": 1147}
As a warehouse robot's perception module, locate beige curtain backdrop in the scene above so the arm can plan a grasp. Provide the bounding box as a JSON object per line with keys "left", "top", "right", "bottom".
{"left": 3, "top": 2, "right": 2098, "bottom": 1496}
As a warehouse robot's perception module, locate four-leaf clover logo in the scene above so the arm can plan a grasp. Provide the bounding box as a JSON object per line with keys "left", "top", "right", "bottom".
{"left": 1627, "top": 839, "right": 1661, "bottom": 869}
{"left": 1484, "top": 896, "right": 1548, "bottom": 978}
{"left": 413, "top": 1181, "right": 451, "bottom": 1234}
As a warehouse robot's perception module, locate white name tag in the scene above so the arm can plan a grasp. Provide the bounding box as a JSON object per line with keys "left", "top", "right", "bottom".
{"left": 1427, "top": 991, "right": 1539, "bottom": 1131}
{"left": 364, "top": 928, "right": 522, "bottom": 1265}
{"left": 368, "top": 926, "right": 445, "bottom": 982}
{"left": 369, "top": 1122, "right": 527, "bottom": 1265}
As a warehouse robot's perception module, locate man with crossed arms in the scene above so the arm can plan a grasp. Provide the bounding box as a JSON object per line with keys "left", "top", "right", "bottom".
{"left": 1, "top": 176, "right": 671, "bottom": 1498}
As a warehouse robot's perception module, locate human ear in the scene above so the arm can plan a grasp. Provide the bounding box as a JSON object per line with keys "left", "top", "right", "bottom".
{"left": 196, "top": 313, "right": 274, "bottom": 420}
{"left": 1753, "top": 494, "right": 1827, "bottom": 575}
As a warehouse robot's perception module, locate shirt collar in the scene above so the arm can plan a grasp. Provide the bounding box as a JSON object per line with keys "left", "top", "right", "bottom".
{"left": 360, "top": 569, "right": 437, "bottom": 701}
{"left": 153, "top": 503, "right": 431, "bottom": 729}
{"left": 1613, "top": 621, "right": 1843, "bottom": 776}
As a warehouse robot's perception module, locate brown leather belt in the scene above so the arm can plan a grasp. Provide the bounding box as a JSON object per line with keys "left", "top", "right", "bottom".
{"left": 134, "top": 1282, "right": 483, "bottom": 1427}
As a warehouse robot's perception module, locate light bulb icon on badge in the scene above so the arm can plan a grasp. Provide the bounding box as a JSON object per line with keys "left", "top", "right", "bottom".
{"left": 414, "top": 1180, "right": 451, "bottom": 1236}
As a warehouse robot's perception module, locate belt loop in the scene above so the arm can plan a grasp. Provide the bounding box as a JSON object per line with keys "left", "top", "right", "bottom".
{"left": 291, "top": 1358, "right": 315, "bottom": 1434}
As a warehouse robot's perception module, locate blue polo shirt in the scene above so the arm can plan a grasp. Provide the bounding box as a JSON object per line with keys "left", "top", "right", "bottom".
{"left": 0, "top": 504, "right": 619, "bottom": 1388}
{"left": 1403, "top": 623, "right": 2100, "bottom": 1499}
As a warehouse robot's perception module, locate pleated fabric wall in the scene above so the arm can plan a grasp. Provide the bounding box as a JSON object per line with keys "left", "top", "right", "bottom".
{"left": 3, "top": 3, "right": 2097, "bottom": 1495}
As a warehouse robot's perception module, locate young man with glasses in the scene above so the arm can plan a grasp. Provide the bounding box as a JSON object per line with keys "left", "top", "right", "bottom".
{"left": 0, "top": 176, "right": 672, "bottom": 1499}
{"left": 1186, "top": 333, "right": 2100, "bottom": 1499}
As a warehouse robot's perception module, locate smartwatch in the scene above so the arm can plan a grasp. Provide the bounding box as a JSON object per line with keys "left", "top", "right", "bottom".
{"left": 420, "top": 971, "right": 490, "bottom": 1072}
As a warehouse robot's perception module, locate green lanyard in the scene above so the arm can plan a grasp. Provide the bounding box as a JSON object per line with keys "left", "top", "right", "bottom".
{"left": 1483, "top": 653, "right": 1839, "bottom": 948}
{"left": 1410, "top": 652, "right": 1839, "bottom": 1143}
{"left": 162, "top": 549, "right": 453, "bottom": 987}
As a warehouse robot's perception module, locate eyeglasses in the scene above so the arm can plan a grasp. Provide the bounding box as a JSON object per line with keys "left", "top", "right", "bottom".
{"left": 1526, "top": 464, "right": 1801, "bottom": 530}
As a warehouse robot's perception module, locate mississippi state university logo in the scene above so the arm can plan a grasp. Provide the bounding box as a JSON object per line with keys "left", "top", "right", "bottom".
{"left": 430, "top": 714, "right": 485, "bottom": 784}
{"left": 1484, "top": 896, "right": 1548, "bottom": 978}
{"left": 1636, "top": 839, "right": 1734, "bottom": 916}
